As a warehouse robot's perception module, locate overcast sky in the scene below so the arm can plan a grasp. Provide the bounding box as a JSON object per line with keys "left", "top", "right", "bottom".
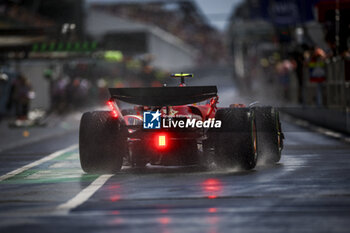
{"left": 193, "top": 0, "right": 243, "bottom": 30}
{"left": 86, "top": 0, "right": 243, "bottom": 31}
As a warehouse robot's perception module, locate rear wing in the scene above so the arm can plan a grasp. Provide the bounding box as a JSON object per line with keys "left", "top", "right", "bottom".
{"left": 109, "top": 86, "right": 217, "bottom": 106}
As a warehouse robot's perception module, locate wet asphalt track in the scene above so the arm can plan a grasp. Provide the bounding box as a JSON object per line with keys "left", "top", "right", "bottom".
{"left": 0, "top": 119, "right": 350, "bottom": 233}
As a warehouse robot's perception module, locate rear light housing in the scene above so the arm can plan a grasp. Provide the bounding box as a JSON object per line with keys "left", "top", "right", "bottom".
{"left": 107, "top": 100, "right": 119, "bottom": 118}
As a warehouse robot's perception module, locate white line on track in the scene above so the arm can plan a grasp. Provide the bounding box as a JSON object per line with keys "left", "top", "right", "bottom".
{"left": 57, "top": 174, "right": 113, "bottom": 214}
{"left": 0, "top": 144, "right": 78, "bottom": 182}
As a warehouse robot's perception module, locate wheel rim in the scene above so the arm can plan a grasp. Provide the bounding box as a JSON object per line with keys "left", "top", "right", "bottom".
{"left": 278, "top": 132, "right": 281, "bottom": 150}
{"left": 276, "top": 112, "right": 283, "bottom": 153}
{"left": 252, "top": 120, "right": 258, "bottom": 161}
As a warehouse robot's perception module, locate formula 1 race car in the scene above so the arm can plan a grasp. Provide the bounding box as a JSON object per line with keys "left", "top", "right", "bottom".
{"left": 79, "top": 74, "right": 284, "bottom": 173}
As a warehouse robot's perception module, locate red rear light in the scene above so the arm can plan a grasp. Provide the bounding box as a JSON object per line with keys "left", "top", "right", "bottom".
{"left": 107, "top": 100, "right": 118, "bottom": 118}
{"left": 158, "top": 135, "right": 166, "bottom": 147}
{"left": 155, "top": 134, "right": 168, "bottom": 149}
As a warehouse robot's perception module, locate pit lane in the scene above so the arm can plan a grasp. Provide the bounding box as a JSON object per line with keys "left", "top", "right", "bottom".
{"left": 0, "top": 119, "right": 350, "bottom": 233}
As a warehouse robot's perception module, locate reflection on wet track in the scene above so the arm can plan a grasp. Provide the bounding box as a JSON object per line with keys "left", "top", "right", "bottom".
{"left": 0, "top": 121, "right": 350, "bottom": 233}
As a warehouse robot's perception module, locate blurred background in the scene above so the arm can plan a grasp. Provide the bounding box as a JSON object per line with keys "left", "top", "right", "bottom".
{"left": 1, "top": 2, "right": 350, "bottom": 231}
{"left": 0, "top": 0, "right": 349, "bottom": 130}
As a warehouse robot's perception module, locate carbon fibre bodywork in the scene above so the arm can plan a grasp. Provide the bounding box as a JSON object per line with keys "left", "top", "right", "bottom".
{"left": 109, "top": 86, "right": 217, "bottom": 106}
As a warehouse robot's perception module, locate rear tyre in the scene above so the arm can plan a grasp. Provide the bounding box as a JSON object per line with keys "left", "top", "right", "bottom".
{"left": 254, "top": 106, "right": 283, "bottom": 163}
{"left": 213, "top": 108, "right": 258, "bottom": 170}
{"left": 79, "top": 111, "right": 128, "bottom": 173}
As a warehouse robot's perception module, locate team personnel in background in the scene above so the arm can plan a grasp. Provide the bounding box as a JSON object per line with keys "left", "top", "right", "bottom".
{"left": 12, "top": 74, "right": 34, "bottom": 120}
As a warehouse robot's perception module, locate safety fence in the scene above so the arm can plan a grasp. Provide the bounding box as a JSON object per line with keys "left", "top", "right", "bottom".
{"left": 303, "top": 56, "right": 349, "bottom": 110}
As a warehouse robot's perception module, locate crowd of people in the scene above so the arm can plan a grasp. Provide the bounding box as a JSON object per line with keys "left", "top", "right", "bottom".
{"left": 251, "top": 44, "right": 350, "bottom": 107}
{"left": 0, "top": 53, "right": 171, "bottom": 120}
{"left": 48, "top": 57, "right": 170, "bottom": 114}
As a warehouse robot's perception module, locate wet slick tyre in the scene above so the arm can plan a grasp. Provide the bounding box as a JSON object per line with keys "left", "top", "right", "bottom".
{"left": 214, "top": 108, "right": 258, "bottom": 170}
{"left": 254, "top": 107, "right": 283, "bottom": 163}
{"left": 79, "top": 111, "right": 128, "bottom": 173}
